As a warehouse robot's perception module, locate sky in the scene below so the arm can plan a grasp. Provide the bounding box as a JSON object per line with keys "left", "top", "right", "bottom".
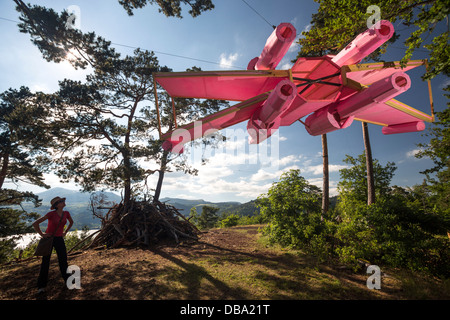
{"left": 0, "top": 0, "right": 448, "bottom": 203}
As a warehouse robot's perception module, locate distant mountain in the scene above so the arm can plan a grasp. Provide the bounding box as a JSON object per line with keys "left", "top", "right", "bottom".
{"left": 160, "top": 197, "right": 259, "bottom": 217}
{"left": 18, "top": 188, "right": 122, "bottom": 229}
{"left": 223, "top": 200, "right": 260, "bottom": 216}
{"left": 160, "top": 197, "right": 242, "bottom": 215}
{"left": 37, "top": 187, "right": 122, "bottom": 205}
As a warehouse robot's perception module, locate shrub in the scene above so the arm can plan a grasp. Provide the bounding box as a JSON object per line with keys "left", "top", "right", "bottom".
{"left": 219, "top": 214, "right": 240, "bottom": 228}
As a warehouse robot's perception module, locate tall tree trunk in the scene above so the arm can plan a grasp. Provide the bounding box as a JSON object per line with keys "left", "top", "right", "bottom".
{"left": 123, "top": 100, "right": 139, "bottom": 207}
{"left": 123, "top": 153, "right": 132, "bottom": 207}
{"left": 153, "top": 150, "right": 169, "bottom": 202}
{"left": 321, "top": 134, "right": 329, "bottom": 217}
{"left": 0, "top": 152, "right": 10, "bottom": 189}
{"left": 362, "top": 122, "right": 375, "bottom": 205}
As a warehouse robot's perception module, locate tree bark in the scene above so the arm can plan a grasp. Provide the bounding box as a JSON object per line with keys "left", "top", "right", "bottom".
{"left": 0, "top": 152, "right": 10, "bottom": 189}
{"left": 153, "top": 150, "right": 169, "bottom": 202}
{"left": 362, "top": 122, "right": 375, "bottom": 205}
{"left": 123, "top": 99, "right": 140, "bottom": 207}
{"left": 321, "top": 134, "right": 329, "bottom": 216}
{"left": 123, "top": 153, "right": 132, "bottom": 207}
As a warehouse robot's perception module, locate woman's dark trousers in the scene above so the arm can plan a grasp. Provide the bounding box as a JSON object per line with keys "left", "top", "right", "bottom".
{"left": 37, "top": 236, "right": 69, "bottom": 289}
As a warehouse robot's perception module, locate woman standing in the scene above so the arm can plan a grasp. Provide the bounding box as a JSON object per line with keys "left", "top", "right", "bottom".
{"left": 32, "top": 196, "right": 73, "bottom": 293}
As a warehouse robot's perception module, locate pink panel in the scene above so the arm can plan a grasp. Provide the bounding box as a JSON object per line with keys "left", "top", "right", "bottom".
{"left": 155, "top": 71, "right": 288, "bottom": 101}
{"left": 291, "top": 57, "right": 342, "bottom": 102}
{"left": 162, "top": 93, "right": 268, "bottom": 153}
{"left": 346, "top": 63, "right": 420, "bottom": 85}
{"left": 332, "top": 20, "right": 394, "bottom": 67}
{"left": 292, "top": 58, "right": 322, "bottom": 72}
{"left": 382, "top": 121, "right": 426, "bottom": 135}
{"left": 279, "top": 95, "right": 331, "bottom": 126}
{"left": 354, "top": 102, "right": 429, "bottom": 125}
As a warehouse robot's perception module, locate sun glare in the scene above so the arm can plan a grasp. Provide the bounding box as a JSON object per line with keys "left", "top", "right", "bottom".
{"left": 55, "top": 48, "right": 91, "bottom": 80}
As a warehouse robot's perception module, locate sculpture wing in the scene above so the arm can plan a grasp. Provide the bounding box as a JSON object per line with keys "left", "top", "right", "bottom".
{"left": 154, "top": 70, "right": 290, "bottom": 101}
{"left": 343, "top": 60, "right": 424, "bottom": 85}
{"left": 354, "top": 98, "right": 433, "bottom": 134}
{"left": 162, "top": 92, "right": 270, "bottom": 152}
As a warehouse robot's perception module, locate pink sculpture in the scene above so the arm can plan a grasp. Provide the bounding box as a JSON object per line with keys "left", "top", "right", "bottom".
{"left": 154, "top": 20, "right": 434, "bottom": 153}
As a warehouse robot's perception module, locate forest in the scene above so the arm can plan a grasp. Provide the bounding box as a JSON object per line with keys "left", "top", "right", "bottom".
{"left": 0, "top": 0, "right": 449, "bottom": 281}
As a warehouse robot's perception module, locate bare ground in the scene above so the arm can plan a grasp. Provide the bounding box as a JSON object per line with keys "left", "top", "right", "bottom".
{"left": 1, "top": 225, "right": 448, "bottom": 300}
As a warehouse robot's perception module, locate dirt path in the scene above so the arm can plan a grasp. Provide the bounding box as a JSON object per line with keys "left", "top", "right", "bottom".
{"left": 0, "top": 225, "right": 448, "bottom": 300}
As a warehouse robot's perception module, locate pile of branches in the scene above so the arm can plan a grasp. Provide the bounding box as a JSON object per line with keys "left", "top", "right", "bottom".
{"left": 70, "top": 200, "right": 200, "bottom": 252}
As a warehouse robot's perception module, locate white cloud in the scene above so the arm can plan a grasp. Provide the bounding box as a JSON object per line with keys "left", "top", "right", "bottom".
{"left": 406, "top": 148, "right": 426, "bottom": 159}
{"left": 302, "top": 24, "right": 312, "bottom": 34}
{"left": 439, "top": 78, "right": 450, "bottom": 89}
{"left": 269, "top": 155, "right": 300, "bottom": 168}
{"left": 306, "top": 177, "right": 339, "bottom": 196}
{"left": 250, "top": 169, "right": 279, "bottom": 182}
{"left": 278, "top": 59, "right": 294, "bottom": 70}
{"left": 288, "top": 34, "right": 301, "bottom": 53}
{"left": 303, "top": 164, "right": 349, "bottom": 175}
{"left": 196, "top": 178, "right": 272, "bottom": 199}
{"left": 219, "top": 53, "right": 239, "bottom": 69}
{"left": 198, "top": 166, "right": 234, "bottom": 181}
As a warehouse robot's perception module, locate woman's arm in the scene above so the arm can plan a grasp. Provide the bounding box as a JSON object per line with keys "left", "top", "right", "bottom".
{"left": 32, "top": 215, "right": 50, "bottom": 238}
{"left": 63, "top": 214, "right": 74, "bottom": 237}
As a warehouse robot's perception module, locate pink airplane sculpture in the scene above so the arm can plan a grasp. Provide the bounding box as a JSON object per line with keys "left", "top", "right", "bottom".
{"left": 153, "top": 20, "right": 434, "bottom": 153}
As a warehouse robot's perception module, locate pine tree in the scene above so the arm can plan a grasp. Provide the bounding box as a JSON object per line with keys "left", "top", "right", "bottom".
{"left": 118, "top": 0, "right": 214, "bottom": 18}
{"left": 14, "top": 3, "right": 228, "bottom": 207}
{"left": 0, "top": 87, "right": 52, "bottom": 190}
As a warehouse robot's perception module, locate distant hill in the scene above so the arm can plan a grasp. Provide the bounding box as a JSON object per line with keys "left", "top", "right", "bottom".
{"left": 160, "top": 197, "right": 260, "bottom": 217}
{"left": 36, "top": 187, "right": 122, "bottom": 205}
{"left": 19, "top": 188, "right": 122, "bottom": 230}
{"left": 222, "top": 200, "right": 260, "bottom": 216}
{"left": 160, "top": 197, "right": 242, "bottom": 216}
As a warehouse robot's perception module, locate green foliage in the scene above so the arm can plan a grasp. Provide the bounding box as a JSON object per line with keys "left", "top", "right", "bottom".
{"left": 416, "top": 107, "right": 450, "bottom": 216}
{"left": 0, "top": 87, "right": 53, "bottom": 189}
{"left": 196, "top": 205, "right": 220, "bottom": 229}
{"left": 15, "top": 1, "right": 119, "bottom": 71}
{"left": 297, "top": 0, "right": 449, "bottom": 80}
{"left": 118, "top": 0, "right": 214, "bottom": 18}
{"left": 256, "top": 169, "right": 323, "bottom": 250}
{"left": 259, "top": 163, "right": 449, "bottom": 277}
{"left": 219, "top": 213, "right": 240, "bottom": 228}
{"left": 336, "top": 154, "right": 449, "bottom": 276}
{"left": 335, "top": 195, "right": 449, "bottom": 276}
{"left": 0, "top": 212, "right": 30, "bottom": 263}
{"left": 189, "top": 205, "right": 223, "bottom": 229}
{"left": 0, "top": 207, "right": 38, "bottom": 237}
{"left": 337, "top": 153, "right": 397, "bottom": 203}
